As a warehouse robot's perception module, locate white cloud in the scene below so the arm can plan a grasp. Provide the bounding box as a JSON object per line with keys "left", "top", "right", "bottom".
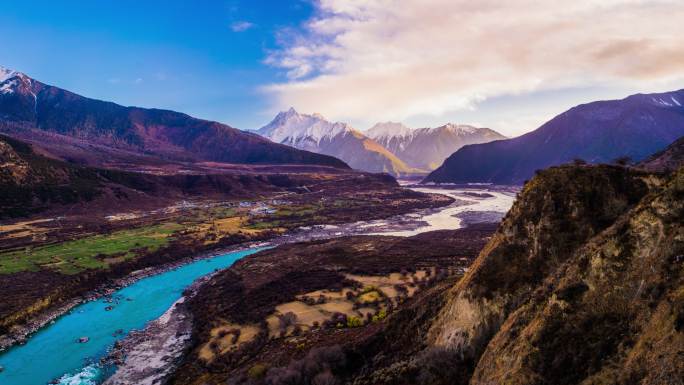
{"left": 263, "top": 0, "right": 684, "bottom": 133}
{"left": 231, "top": 21, "right": 254, "bottom": 32}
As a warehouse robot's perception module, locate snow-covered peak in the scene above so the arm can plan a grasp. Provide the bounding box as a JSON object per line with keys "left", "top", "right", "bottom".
{"left": 432, "top": 123, "right": 480, "bottom": 134}
{"left": 0, "top": 66, "right": 25, "bottom": 83}
{"left": 258, "top": 108, "right": 357, "bottom": 145}
{"left": 0, "top": 66, "right": 30, "bottom": 95}
{"left": 366, "top": 122, "right": 413, "bottom": 139}
{"left": 367, "top": 121, "right": 484, "bottom": 141}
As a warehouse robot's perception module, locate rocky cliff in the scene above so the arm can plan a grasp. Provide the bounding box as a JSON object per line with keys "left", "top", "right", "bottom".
{"left": 422, "top": 164, "right": 683, "bottom": 384}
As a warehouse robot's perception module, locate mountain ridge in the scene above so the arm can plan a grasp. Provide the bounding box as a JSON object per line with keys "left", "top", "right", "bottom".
{"left": 424, "top": 89, "right": 684, "bottom": 184}
{"left": 368, "top": 122, "right": 506, "bottom": 170}
{"left": 0, "top": 66, "right": 348, "bottom": 170}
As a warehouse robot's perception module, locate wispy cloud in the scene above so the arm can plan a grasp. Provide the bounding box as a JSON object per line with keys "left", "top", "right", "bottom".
{"left": 230, "top": 21, "right": 254, "bottom": 32}
{"left": 263, "top": 0, "right": 684, "bottom": 130}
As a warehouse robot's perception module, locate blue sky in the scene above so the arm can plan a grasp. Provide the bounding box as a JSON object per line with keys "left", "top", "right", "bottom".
{"left": 2, "top": 1, "right": 683, "bottom": 136}
{"left": 0, "top": 0, "right": 313, "bottom": 130}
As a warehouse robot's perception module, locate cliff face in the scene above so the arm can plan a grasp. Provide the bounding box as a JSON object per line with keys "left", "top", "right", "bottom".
{"left": 427, "top": 165, "right": 683, "bottom": 384}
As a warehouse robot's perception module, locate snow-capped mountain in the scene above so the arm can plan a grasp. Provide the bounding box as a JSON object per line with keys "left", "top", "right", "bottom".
{"left": 0, "top": 66, "right": 41, "bottom": 122}
{"left": 364, "top": 121, "right": 413, "bottom": 140}
{"left": 367, "top": 122, "right": 506, "bottom": 170}
{"left": 0, "top": 66, "right": 21, "bottom": 83}
{"left": 0, "top": 66, "right": 32, "bottom": 94}
{"left": 258, "top": 108, "right": 355, "bottom": 152}
{"left": 258, "top": 109, "right": 414, "bottom": 175}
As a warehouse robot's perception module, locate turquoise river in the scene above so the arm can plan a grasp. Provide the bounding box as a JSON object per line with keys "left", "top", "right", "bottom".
{"left": 0, "top": 247, "right": 264, "bottom": 385}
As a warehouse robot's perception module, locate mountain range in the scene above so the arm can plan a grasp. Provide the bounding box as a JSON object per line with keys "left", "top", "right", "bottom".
{"left": 257, "top": 109, "right": 505, "bottom": 175}
{"left": 367, "top": 122, "right": 506, "bottom": 170}
{"left": 257, "top": 108, "right": 414, "bottom": 176}
{"left": 425, "top": 89, "right": 684, "bottom": 184}
{"left": 0, "top": 66, "right": 347, "bottom": 171}
{"left": 5, "top": 64, "right": 683, "bottom": 184}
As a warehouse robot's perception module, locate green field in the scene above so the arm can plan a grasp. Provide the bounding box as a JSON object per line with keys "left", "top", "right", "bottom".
{"left": 0, "top": 223, "right": 182, "bottom": 274}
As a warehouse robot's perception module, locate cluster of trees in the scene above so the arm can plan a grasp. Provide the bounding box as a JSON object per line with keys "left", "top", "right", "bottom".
{"left": 208, "top": 328, "right": 242, "bottom": 353}
{"left": 230, "top": 345, "right": 347, "bottom": 385}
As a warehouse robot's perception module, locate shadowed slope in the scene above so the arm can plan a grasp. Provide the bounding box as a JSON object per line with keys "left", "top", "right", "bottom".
{"left": 425, "top": 90, "right": 684, "bottom": 184}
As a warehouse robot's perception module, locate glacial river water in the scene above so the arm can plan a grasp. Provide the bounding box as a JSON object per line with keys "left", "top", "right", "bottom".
{"left": 0, "top": 186, "right": 515, "bottom": 385}
{"left": 0, "top": 248, "right": 265, "bottom": 385}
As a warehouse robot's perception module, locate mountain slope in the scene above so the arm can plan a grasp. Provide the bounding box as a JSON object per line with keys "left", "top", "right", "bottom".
{"left": 420, "top": 164, "right": 684, "bottom": 385}
{"left": 368, "top": 122, "right": 506, "bottom": 170}
{"left": 639, "top": 135, "right": 684, "bottom": 172}
{"left": 0, "top": 135, "right": 348, "bottom": 219}
{"left": 424, "top": 90, "right": 684, "bottom": 184}
{"left": 257, "top": 108, "right": 415, "bottom": 175}
{"left": 0, "top": 66, "right": 347, "bottom": 169}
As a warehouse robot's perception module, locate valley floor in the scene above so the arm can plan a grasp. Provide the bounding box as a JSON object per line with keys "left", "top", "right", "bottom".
{"left": 0, "top": 181, "right": 515, "bottom": 385}
{"left": 0, "top": 173, "right": 452, "bottom": 347}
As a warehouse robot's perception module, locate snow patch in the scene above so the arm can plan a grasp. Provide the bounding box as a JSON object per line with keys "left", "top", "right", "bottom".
{"left": 0, "top": 66, "right": 28, "bottom": 94}
{"left": 366, "top": 122, "right": 413, "bottom": 139}
{"left": 0, "top": 66, "right": 18, "bottom": 83}
{"left": 0, "top": 79, "right": 17, "bottom": 94}
{"left": 652, "top": 97, "right": 674, "bottom": 107}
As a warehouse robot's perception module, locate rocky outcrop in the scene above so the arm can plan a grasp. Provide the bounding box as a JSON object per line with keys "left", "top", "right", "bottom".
{"left": 426, "top": 164, "right": 683, "bottom": 384}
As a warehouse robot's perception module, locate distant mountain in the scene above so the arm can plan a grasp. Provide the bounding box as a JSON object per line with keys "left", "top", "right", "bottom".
{"left": 257, "top": 108, "right": 414, "bottom": 175}
{"left": 0, "top": 66, "right": 347, "bottom": 169}
{"left": 425, "top": 89, "right": 684, "bottom": 184}
{"left": 367, "top": 122, "right": 506, "bottom": 170}
{"left": 638, "top": 135, "right": 684, "bottom": 172}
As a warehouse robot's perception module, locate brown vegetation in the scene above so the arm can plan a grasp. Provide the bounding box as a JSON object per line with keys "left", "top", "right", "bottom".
{"left": 167, "top": 225, "right": 496, "bottom": 385}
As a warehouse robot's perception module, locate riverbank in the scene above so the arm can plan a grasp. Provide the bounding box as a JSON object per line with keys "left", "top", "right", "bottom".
{"left": 0, "top": 240, "right": 271, "bottom": 353}
{"left": 0, "top": 193, "right": 452, "bottom": 353}
{"left": 0, "top": 187, "right": 452, "bottom": 353}
{"left": 1, "top": 172, "right": 452, "bottom": 336}
{"left": 103, "top": 298, "right": 192, "bottom": 385}
{"left": 101, "top": 248, "right": 246, "bottom": 385}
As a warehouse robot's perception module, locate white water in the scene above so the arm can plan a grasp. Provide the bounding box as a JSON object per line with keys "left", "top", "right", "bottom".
{"left": 359, "top": 186, "right": 516, "bottom": 236}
